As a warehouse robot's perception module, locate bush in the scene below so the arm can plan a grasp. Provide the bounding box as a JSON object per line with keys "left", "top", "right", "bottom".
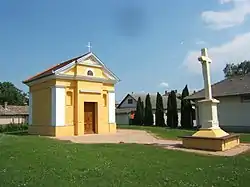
{"left": 0, "top": 123, "right": 28, "bottom": 133}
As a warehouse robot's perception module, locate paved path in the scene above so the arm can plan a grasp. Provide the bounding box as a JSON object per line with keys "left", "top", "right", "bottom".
{"left": 55, "top": 129, "right": 250, "bottom": 157}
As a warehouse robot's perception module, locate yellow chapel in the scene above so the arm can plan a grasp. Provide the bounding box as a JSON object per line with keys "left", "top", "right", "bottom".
{"left": 23, "top": 52, "right": 119, "bottom": 137}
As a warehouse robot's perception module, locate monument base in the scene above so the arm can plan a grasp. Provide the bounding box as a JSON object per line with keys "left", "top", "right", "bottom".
{"left": 180, "top": 129, "right": 240, "bottom": 151}
{"left": 192, "top": 128, "right": 229, "bottom": 138}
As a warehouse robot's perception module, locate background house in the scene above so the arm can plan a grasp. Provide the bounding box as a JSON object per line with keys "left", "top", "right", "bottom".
{"left": 116, "top": 91, "right": 182, "bottom": 125}
{"left": 0, "top": 102, "right": 28, "bottom": 125}
{"left": 186, "top": 74, "right": 250, "bottom": 132}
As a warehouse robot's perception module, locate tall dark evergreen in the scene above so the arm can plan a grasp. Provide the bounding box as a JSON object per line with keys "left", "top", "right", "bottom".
{"left": 166, "top": 93, "right": 172, "bottom": 127}
{"left": 180, "top": 85, "right": 193, "bottom": 129}
{"left": 140, "top": 101, "right": 144, "bottom": 124}
{"left": 155, "top": 92, "right": 165, "bottom": 127}
{"left": 144, "top": 94, "right": 154, "bottom": 126}
{"left": 134, "top": 97, "right": 143, "bottom": 125}
{"left": 167, "top": 91, "right": 178, "bottom": 128}
{"left": 171, "top": 91, "right": 178, "bottom": 128}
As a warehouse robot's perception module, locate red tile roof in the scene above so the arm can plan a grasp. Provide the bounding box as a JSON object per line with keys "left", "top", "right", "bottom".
{"left": 0, "top": 105, "right": 28, "bottom": 116}
{"left": 23, "top": 52, "right": 90, "bottom": 84}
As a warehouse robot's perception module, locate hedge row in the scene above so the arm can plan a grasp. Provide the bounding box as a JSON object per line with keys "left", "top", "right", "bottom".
{"left": 0, "top": 123, "right": 28, "bottom": 133}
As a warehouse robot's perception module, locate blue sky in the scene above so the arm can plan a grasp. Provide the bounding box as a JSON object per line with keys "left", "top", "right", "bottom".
{"left": 1, "top": 0, "right": 250, "bottom": 101}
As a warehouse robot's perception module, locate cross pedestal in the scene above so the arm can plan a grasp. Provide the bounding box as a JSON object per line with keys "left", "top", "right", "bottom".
{"left": 192, "top": 98, "right": 229, "bottom": 138}
{"left": 180, "top": 48, "right": 240, "bottom": 151}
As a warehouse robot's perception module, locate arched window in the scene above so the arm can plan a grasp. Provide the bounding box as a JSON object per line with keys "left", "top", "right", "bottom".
{"left": 87, "top": 70, "right": 93, "bottom": 76}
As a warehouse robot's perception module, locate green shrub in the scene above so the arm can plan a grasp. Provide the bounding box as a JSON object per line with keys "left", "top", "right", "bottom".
{"left": 0, "top": 123, "right": 28, "bottom": 133}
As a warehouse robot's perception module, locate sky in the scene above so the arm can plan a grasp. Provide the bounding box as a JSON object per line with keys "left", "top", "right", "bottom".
{"left": 1, "top": 0, "right": 250, "bottom": 101}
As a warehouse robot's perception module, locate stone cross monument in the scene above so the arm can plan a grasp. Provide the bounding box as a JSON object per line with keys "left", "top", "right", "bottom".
{"left": 194, "top": 48, "right": 229, "bottom": 137}
{"left": 198, "top": 48, "right": 212, "bottom": 100}
{"left": 181, "top": 48, "right": 239, "bottom": 151}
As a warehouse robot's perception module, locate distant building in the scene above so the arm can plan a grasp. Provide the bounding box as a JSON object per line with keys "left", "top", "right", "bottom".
{"left": 116, "top": 92, "right": 182, "bottom": 125}
{"left": 0, "top": 102, "right": 28, "bottom": 125}
{"left": 186, "top": 74, "right": 250, "bottom": 132}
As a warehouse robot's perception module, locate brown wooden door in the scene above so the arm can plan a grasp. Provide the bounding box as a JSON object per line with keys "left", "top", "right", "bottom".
{"left": 84, "top": 102, "right": 95, "bottom": 134}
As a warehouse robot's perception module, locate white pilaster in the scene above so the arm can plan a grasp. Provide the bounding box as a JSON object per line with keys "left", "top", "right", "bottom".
{"left": 108, "top": 91, "right": 116, "bottom": 123}
{"left": 51, "top": 86, "right": 65, "bottom": 126}
{"left": 28, "top": 93, "right": 32, "bottom": 125}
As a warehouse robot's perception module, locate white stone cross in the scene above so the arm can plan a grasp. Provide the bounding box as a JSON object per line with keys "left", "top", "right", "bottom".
{"left": 198, "top": 48, "right": 213, "bottom": 100}
{"left": 86, "top": 42, "right": 92, "bottom": 52}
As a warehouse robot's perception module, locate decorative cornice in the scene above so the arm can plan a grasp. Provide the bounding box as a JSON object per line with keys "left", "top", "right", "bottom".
{"left": 55, "top": 74, "right": 117, "bottom": 84}
{"left": 50, "top": 85, "right": 66, "bottom": 89}
{"left": 79, "top": 90, "right": 101, "bottom": 94}
{"left": 25, "top": 75, "right": 56, "bottom": 86}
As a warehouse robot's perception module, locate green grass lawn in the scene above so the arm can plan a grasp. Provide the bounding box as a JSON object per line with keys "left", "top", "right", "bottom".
{"left": 0, "top": 134, "right": 250, "bottom": 187}
{"left": 117, "top": 125, "right": 250, "bottom": 143}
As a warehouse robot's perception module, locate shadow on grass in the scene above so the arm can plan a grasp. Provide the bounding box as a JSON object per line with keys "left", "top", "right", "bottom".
{"left": 3, "top": 130, "right": 30, "bottom": 136}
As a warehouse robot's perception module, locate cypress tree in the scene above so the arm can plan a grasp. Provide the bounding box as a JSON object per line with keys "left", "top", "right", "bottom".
{"left": 144, "top": 94, "right": 154, "bottom": 126}
{"left": 134, "top": 97, "right": 143, "bottom": 125}
{"left": 171, "top": 91, "right": 178, "bottom": 128}
{"left": 180, "top": 85, "right": 193, "bottom": 129}
{"left": 166, "top": 92, "right": 172, "bottom": 127}
{"left": 155, "top": 92, "right": 165, "bottom": 127}
{"left": 141, "top": 100, "right": 144, "bottom": 125}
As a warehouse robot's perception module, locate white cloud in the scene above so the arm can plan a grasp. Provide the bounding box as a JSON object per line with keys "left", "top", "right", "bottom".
{"left": 159, "top": 82, "right": 169, "bottom": 88}
{"left": 195, "top": 40, "right": 206, "bottom": 45}
{"left": 183, "top": 32, "right": 250, "bottom": 74}
{"left": 202, "top": 0, "right": 250, "bottom": 29}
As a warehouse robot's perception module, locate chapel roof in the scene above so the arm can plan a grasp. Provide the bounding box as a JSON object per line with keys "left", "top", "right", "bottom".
{"left": 23, "top": 52, "right": 90, "bottom": 84}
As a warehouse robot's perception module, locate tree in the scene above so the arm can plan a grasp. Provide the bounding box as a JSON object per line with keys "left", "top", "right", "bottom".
{"left": 140, "top": 100, "right": 144, "bottom": 124}
{"left": 166, "top": 92, "right": 172, "bottom": 127}
{"left": 134, "top": 97, "right": 143, "bottom": 125}
{"left": 171, "top": 91, "right": 178, "bottom": 128}
{"left": 155, "top": 92, "right": 165, "bottom": 127}
{"left": 180, "top": 85, "right": 193, "bottom": 129}
{"left": 0, "top": 82, "right": 28, "bottom": 105}
{"left": 144, "top": 94, "right": 154, "bottom": 126}
{"left": 167, "top": 91, "right": 178, "bottom": 128}
{"left": 223, "top": 61, "right": 250, "bottom": 78}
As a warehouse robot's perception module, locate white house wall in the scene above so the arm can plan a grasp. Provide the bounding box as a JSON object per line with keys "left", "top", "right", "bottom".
{"left": 196, "top": 96, "right": 250, "bottom": 132}
{"left": 0, "top": 116, "right": 28, "bottom": 125}
{"left": 119, "top": 95, "right": 137, "bottom": 108}
{"left": 116, "top": 114, "right": 129, "bottom": 125}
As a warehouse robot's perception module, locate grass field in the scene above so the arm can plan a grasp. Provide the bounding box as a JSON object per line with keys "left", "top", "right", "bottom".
{"left": 0, "top": 134, "right": 250, "bottom": 187}
{"left": 118, "top": 125, "right": 250, "bottom": 143}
